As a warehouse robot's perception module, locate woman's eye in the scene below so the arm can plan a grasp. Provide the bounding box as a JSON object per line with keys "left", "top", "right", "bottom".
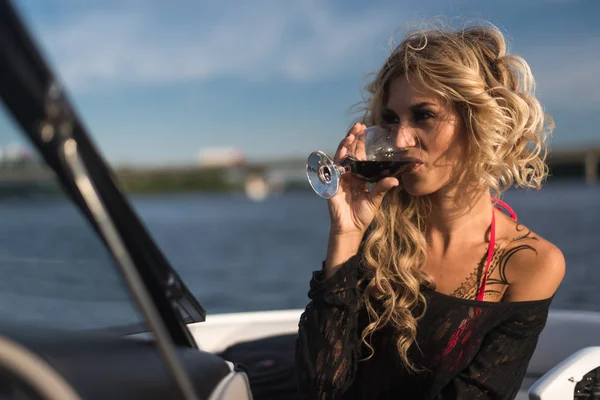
{"left": 414, "top": 110, "right": 434, "bottom": 121}
{"left": 381, "top": 111, "right": 399, "bottom": 124}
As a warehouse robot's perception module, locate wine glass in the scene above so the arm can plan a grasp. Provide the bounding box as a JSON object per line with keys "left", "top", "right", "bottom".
{"left": 306, "top": 125, "right": 418, "bottom": 199}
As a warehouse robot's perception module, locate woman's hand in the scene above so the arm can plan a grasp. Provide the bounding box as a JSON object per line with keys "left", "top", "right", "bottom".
{"left": 324, "top": 123, "right": 399, "bottom": 277}
{"left": 327, "top": 122, "right": 399, "bottom": 237}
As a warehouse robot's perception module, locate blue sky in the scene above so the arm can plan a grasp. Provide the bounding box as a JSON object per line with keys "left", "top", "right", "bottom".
{"left": 2, "top": 0, "right": 599, "bottom": 166}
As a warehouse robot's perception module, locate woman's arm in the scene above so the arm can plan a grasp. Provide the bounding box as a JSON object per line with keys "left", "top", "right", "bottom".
{"left": 295, "top": 253, "right": 365, "bottom": 399}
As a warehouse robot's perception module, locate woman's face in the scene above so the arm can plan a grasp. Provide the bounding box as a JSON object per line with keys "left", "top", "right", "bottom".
{"left": 383, "top": 72, "right": 469, "bottom": 196}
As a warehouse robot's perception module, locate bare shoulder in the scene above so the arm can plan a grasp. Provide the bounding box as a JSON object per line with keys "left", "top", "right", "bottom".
{"left": 500, "top": 220, "right": 566, "bottom": 302}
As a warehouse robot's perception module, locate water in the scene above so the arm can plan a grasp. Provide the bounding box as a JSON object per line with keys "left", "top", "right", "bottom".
{"left": 0, "top": 181, "right": 598, "bottom": 331}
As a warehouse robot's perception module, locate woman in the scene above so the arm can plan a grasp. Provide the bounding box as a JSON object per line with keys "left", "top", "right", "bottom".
{"left": 295, "top": 23, "right": 565, "bottom": 399}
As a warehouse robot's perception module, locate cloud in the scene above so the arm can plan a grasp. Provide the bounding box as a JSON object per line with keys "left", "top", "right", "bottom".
{"left": 24, "top": 0, "right": 398, "bottom": 92}
{"left": 17, "top": 0, "right": 600, "bottom": 111}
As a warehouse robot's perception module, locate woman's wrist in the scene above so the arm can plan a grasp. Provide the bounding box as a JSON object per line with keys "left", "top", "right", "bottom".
{"left": 324, "top": 231, "right": 363, "bottom": 279}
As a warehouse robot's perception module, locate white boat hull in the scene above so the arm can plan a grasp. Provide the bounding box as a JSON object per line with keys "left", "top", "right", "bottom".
{"left": 188, "top": 309, "right": 302, "bottom": 354}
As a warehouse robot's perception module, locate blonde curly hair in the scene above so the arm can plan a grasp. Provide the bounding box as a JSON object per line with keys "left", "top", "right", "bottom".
{"left": 354, "top": 22, "right": 554, "bottom": 371}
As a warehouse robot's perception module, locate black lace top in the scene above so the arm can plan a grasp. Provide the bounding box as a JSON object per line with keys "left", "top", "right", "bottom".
{"left": 295, "top": 255, "right": 552, "bottom": 400}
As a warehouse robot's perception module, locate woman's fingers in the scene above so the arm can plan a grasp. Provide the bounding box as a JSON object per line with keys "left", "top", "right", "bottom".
{"left": 334, "top": 134, "right": 354, "bottom": 163}
{"left": 366, "top": 177, "right": 399, "bottom": 209}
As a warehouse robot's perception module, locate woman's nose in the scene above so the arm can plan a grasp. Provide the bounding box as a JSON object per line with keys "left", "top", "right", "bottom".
{"left": 392, "top": 125, "right": 417, "bottom": 149}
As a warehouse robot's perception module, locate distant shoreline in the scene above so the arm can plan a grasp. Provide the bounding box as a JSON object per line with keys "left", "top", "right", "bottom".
{"left": 0, "top": 168, "right": 594, "bottom": 199}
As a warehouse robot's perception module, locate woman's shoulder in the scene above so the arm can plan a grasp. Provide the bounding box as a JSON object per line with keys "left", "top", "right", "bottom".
{"left": 498, "top": 218, "right": 566, "bottom": 303}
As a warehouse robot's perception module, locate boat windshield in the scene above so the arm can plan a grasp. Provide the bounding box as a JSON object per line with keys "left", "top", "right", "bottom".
{"left": 0, "top": 103, "right": 144, "bottom": 332}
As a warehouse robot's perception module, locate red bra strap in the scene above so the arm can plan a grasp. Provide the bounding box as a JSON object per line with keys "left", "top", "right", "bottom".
{"left": 492, "top": 197, "right": 517, "bottom": 221}
{"left": 477, "top": 210, "right": 496, "bottom": 301}
{"left": 477, "top": 198, "right": 517, "bottom": 301}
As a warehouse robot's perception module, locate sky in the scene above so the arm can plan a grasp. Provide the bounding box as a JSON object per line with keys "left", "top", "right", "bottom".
{"left": 1, "top": 0, "right": 599, "bottom": 166}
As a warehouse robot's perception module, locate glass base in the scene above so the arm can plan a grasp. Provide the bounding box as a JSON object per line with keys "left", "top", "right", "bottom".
{"left": 306, "top": 151, "right": 341, "bottom": 199}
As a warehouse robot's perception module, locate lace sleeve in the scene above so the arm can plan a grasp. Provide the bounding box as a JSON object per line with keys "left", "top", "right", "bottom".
{"left": 437, "top": 300, "right": 552, "bottom": 400}
{"left": 295, "top": 255, "right": 365, "bottom": 399}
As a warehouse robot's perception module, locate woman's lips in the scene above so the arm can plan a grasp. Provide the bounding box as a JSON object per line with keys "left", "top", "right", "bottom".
{"left": 407, "top": 160, "right": 423, "bottom": 172}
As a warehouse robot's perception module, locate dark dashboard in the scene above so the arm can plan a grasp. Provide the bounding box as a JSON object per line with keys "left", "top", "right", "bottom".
{"left": 0, "top": 321, "right": 231, "bottom": 400}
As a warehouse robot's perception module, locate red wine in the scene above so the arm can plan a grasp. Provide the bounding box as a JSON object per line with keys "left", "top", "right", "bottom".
{"left": 341, "top": 157, "right": 418, "bottom": 182}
